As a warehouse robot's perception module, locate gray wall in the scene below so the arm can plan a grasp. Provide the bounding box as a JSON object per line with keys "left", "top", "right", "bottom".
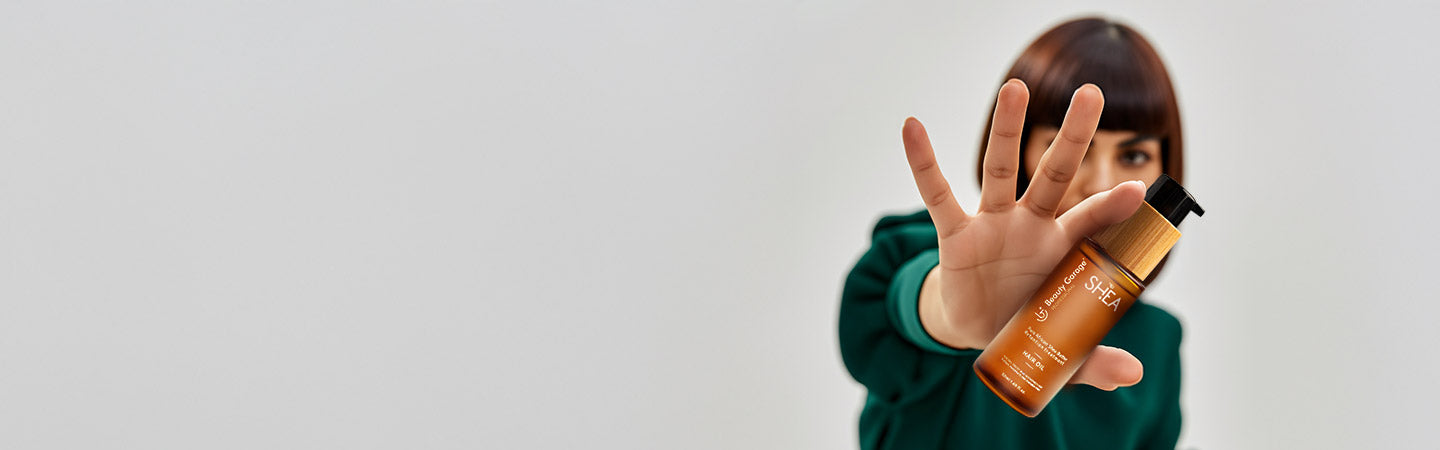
{"left": 2, "top": 1, "right": 1436, "bottom": 448}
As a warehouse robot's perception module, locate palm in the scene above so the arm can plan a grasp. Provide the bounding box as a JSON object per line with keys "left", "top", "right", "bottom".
{"left": 902, "top": 80, "right": 1146, "bottom": 389}
{"left": 938, "top": 208, "right": 1075, "bottom": 338}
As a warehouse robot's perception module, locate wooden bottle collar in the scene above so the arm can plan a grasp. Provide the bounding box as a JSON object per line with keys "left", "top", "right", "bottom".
{"left": 1089, "top": 202, "right": 1181, "bottom": 280}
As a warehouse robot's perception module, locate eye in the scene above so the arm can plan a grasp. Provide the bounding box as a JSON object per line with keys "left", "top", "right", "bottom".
{"left": 1119, "top": 149, "right": 1153, "bottom": 166}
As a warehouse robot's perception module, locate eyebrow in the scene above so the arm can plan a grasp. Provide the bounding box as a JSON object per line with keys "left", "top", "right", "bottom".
{"left": 1116, "top": 134, "right": 1161, "bottom": 148}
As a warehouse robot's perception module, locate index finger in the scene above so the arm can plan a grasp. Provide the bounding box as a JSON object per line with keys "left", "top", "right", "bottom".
{"left": 903, "top": 117, "right": 970, "bottom": 238}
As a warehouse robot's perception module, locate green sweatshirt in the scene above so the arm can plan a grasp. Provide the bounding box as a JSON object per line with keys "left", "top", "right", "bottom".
{"left": 838, "top": 208, "right": 1183, "bottom": 450}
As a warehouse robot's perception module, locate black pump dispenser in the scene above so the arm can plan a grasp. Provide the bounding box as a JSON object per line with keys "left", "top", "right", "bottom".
{"left": 1145, "top": 174, "right": 1205, "bottom": 227}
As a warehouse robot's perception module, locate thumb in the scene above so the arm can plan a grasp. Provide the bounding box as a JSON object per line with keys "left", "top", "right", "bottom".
{"left": 1068, "top": 345, "right": 1144, "bottom": 390}
{"left": 1057, "top": 180, "right": 1146, "bottom": 241}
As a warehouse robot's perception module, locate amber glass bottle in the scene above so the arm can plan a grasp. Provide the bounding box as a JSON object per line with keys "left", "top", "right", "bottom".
{"left": 973, "top": 174, "right": 1204, "bottom": 417}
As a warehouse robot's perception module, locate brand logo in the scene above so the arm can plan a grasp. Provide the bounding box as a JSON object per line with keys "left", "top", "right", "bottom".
{"left": 1085, "top": 275, "right": 1121, "bottom": 311}
{"left": 1035, "top": 260, "right": 1087, "bottom": 322}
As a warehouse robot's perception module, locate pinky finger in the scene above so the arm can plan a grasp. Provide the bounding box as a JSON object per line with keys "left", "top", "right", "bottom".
{"left": 903, "top": 117, "right": 969, "bottom": 237}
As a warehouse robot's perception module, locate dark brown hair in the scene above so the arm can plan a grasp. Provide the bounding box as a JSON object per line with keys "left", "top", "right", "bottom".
{"left": 975, "top": 17, "right": 1184, "bottom": 192}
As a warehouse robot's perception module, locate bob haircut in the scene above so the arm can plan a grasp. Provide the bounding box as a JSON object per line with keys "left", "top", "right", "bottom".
{"left": 975, "top": 17, "right": 1185, "bottom": 192}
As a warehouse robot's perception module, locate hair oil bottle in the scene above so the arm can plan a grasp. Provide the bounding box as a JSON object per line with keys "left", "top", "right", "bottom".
{"left": 973, "top": 174, "right": 1205, "bottom": 417}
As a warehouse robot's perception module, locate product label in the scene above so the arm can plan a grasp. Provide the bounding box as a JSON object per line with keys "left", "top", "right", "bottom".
{"left": 975, "top": 245, "right": 1141, "bottom": 411}
{"left": 1033, "top": 258, "right": 1086, "bottom": 322}
{"left": 1086, "top": 275, "right": 1122, "bottom": 311}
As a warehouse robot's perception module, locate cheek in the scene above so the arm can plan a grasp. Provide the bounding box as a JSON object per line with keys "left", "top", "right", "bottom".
{"left": 1124, "top": 159, "right": 1164, "bottom": 183}
{"left": 1145, "top": 155, "right": 1165, "bottom": 174}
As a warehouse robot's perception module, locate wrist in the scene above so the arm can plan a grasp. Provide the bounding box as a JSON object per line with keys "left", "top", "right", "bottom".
{"left": 919, "top": 266, "right": 983, "bottom": 350}
{"left": 921, "top": 265, "right": 979, "bottom": 350}
{"left": 888, "top": 250, "right": 968, "bottom": 355}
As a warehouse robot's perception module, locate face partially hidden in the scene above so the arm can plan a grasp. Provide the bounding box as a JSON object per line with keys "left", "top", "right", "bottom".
{"left": 1023, "top": 126, "right": 1164, "bottom": 217}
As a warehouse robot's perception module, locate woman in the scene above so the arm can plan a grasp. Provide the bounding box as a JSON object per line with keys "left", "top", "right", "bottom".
{"left": 839, "top": 17, "right": 1187, "bottom": 449}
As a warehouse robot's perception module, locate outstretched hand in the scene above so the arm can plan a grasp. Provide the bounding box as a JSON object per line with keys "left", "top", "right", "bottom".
{"left": 904, "top": 80, "right": 1147, "bottom": 390}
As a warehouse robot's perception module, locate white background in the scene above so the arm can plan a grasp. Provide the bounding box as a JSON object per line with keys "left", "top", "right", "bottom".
{"left": 3, "top": 1, "right": 1438, "bottom": 449}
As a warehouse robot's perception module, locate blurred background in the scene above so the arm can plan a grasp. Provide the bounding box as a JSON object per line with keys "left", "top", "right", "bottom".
{"left": 3, "top": 1, "right": 1438, "bottom": 448}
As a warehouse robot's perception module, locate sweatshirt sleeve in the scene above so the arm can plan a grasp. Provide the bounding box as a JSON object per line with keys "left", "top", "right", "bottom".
{"left": 886, "top": 249, "right": 969, "bottom": 355}
{"left": 838, "top": 218, "right": 981, "bottom": 404}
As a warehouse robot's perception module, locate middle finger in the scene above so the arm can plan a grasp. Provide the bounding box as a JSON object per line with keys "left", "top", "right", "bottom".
{"left": 1019, "top": 84, "right": 1104, "bottom": 218}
